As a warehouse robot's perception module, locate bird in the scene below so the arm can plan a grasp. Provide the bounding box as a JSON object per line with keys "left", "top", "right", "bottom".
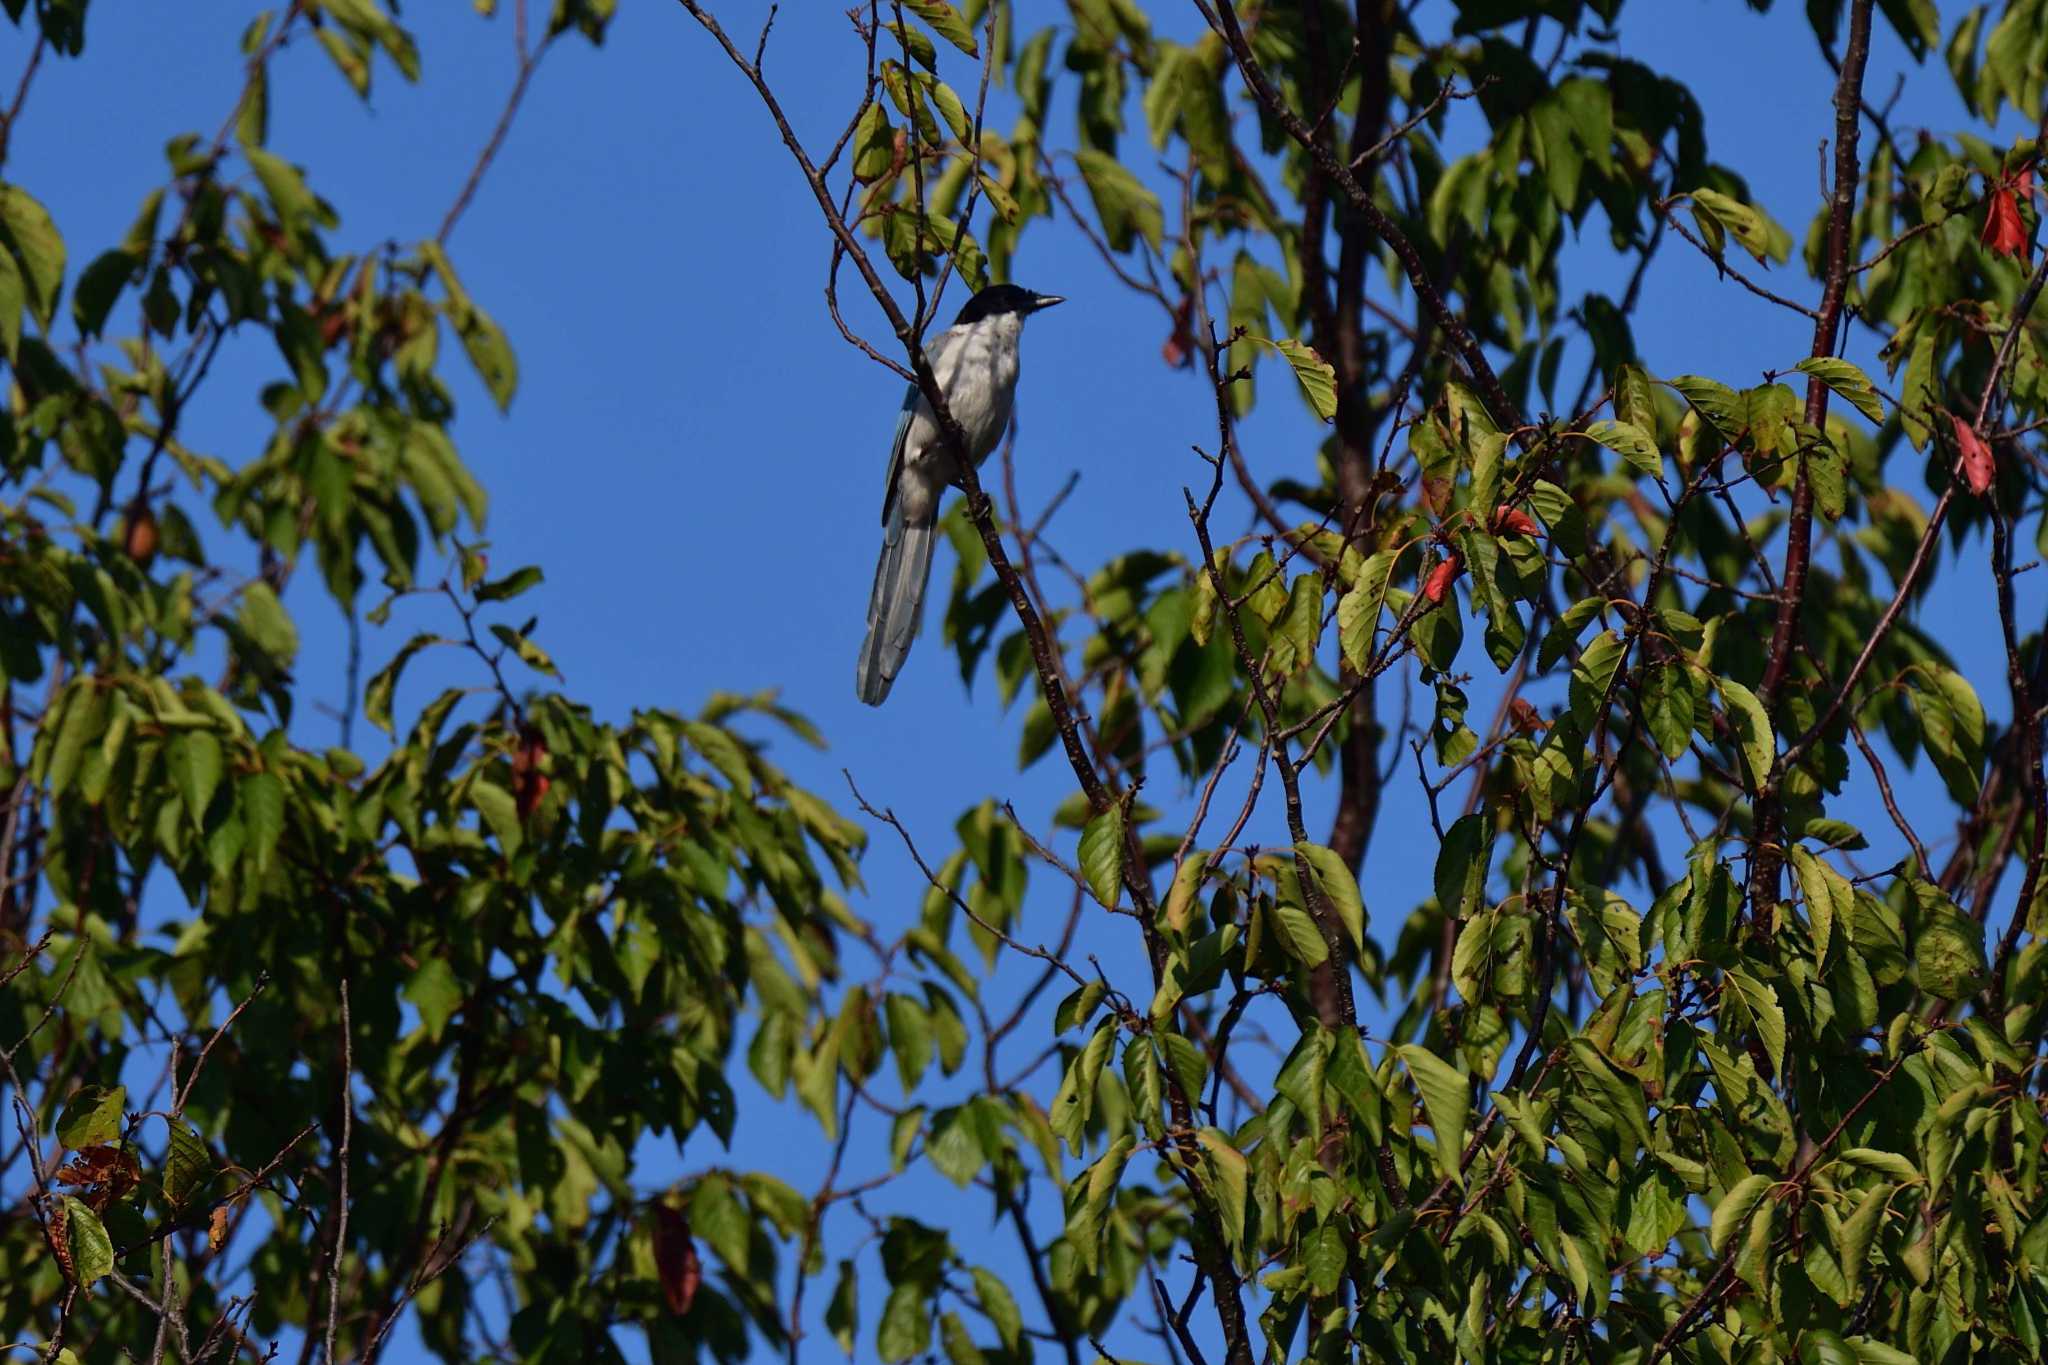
{"left": 856, "top": 282, "right": 1064, "bottom": 705}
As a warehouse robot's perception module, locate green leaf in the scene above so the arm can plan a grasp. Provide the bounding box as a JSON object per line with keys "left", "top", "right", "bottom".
{"left": 1788, "top": 844, "right": 1851, "bottom": 964}
{"left": 1396, "top": 1044, "right": 1470, "bottom": 1184}
{"left": 1710, "top": 1173, "right": 1773, "bottom": 1254}
{"left": 1615, "top": 363, "right": 1660, "bottom": 432}
{"left": 885, "top": 993, "right": 933, "bottom": 1092}
{"left": 404, "top": 956, "right": 463, "bottom": 1041}
{"left": 363, "top": 634, "right": 445, "bottom": 736}
{"left": 244, "top": 145, "right": 317, "bottom": 230}
{"left": 1051, "top": 1019, "right": 1115, "bottom": 1152}
{"left": 238, "top": 580, "right": 298, "bottom": 664}
{"left": 57, "top": 1196, "right": 113, "bottom": 1286}
{"left": 470, "top": 779, "right": 521, "bottom": 856}
{"left": 454, "top": 303, "right": 518, "bottom": 411}
{"left": 1906, "top": 664, "right": 1985, "bottom": 805}
{"left": 681, "top": 721, "right": 753, "bottom": 796}
{"left": 1294, "top": 842, "right": 1365, "bottom": 955}
{"left": 1836, "top": 1182, "right": 1892, "bottom": 1293}
{"left": 1271, "top": 901, "right": 1329, "bottom": 967}
{"left": 1643, "top": 661, "right": 1696, "bottom": 762}
{"left": 1270, "top": 338, "right": 1338, "bottom": 422}
{"left": 1900, "top": 328, "right": 1936, "bottom": 449}
{"left": 1194, "top": 1127, "right": 1248, "bottom": 1258}
{"left": 1305, "top": 1220, "right": 1348, "bottom": 1296}
{"left": 238, "top": 771, "right": 287, "bottom": 870}
{"left": 1066, "top": 1134, "right": 1133, "bottom": 1272}
{"left": 1717, "top": 677, "right": 1774, "bottom": 788}
{"left": 1568, "top": 1037, "right": 1652, "bottom": 1149}
{"left": 971, "top": 1266, "right": 1021, "bottom": 1351}
{"left": 1689, "top": 187, "right": 1779, "bottom": 263}
{"left": 0, "top": 246, "right": 21, "bottom": 357}
{"left": 902, "top": 0, "right": 978, "bottom": 55}
{"left": 56, "top": 1085, "right": 125, "bottom": 1149}
{"left": 1434, "top": 813, "right": 1490, "bottom": 924}
{"left": 162, "top": 1123, "right": 214, "bottom": 1210}
{"left": 879, "top": 19, "right": 938, "bottom": 69}
{"left": 1725, "top": 969, "right": 1787, "bottom": 1079}
{"left": 1668, "top": 374, "right": 1746, "bottom": 442}
{"left": 70, "top": 247, "right": 136, "bottom": 342}
{"left": 1054, "top": 979, "right": 1105, "bottom": 1034}
{"left": 1162, "top": 850, "right": 1208, "bottom": 937}
{"left": 1837, "top": 1148, "right": 1921, "bottom": 1183}
{"left": 1525, "top": 478, "right": 1586, "bottom": 555}
{"left": 1916, "top": 903, "right": 1988, "bottom": 1000}
{"left": 1078, "top": 804, "right": 1124, "bottom": 910}
{"left": 0, "top": 184, "right": 66, "bottom": 330}
{"left": 827, "top": 1259, "right": 860, "bottom": 1353}
{"left": 475, "top": 565, "right": 543, "bottom": 603}
{"left": 1620, "top": 1164, "right": 1689, "bottom": 1256}
{"left": 878, "top": 1280, "right": 932, "bottom": 1363}
{"left": 1584, "top": 418, "right": 1662, "bottom": 479}
{"left": 1072, "top": 149, "right": 1164, "bottom": 253}
{"left": 1796, "top": 357, "right": 1886, "bottom": 424}
{"left": 852, "top": 103, "right": 897, "bottom": 183}
{"left": 172, "top": 731, "right": 224, "bottom": 823}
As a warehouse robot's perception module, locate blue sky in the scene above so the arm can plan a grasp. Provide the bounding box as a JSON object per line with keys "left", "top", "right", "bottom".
{"left": 6, "top": 0, "right": 2041, "bottom": 1360}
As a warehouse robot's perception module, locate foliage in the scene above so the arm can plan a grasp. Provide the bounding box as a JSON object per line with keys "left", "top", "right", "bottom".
{"left": 2, "top": 2, "right": 867, "bottom": 1361}
{"left": 5, "top": 0, "right": 2048, "bottom": 1364}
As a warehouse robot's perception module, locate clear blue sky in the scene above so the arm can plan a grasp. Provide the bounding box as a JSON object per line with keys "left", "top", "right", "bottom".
{"left": 6, "top": 1, "right": 2037, "bottom": 1360}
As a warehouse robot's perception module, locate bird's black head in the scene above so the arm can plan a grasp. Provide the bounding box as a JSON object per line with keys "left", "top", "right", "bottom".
{"left": 954, "top": 283, "right": 1065, "bottom": 325}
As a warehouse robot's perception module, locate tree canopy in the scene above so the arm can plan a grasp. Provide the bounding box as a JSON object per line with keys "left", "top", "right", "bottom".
{"left": 4, "top": 1, "right": 2048, "bottom": 1363}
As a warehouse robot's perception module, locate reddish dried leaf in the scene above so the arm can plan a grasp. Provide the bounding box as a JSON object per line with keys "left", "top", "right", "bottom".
{"left": 1951, "top": 415, "right": 1995, "bottom": 495}
{"left": 1507, "top": 698, "right": 1548, "bottom": 734}
{"left": 123, "top": 504, "right": 159, "bottom": 566}
{"left": 1981, "top": 187, "right": 2029, "bottom": 260}
{"left": 53, "top": 1145, "right": 140, "bottom": 1210}
{"left": 1161, "top": 295, "right": 1194, "bottom": 369}
{"left": 45, "top": 1198, "right": 74, "bottom": 1282}
{"left": 54, "top": 1146, "right": 115, "bottom": 1187}
{"left": 513, "top": 725, "right": 550, "bottom": 821}
{"left": 1422, "top": 552, "right": 1463, "bottom": 605}
{"left": 652, "top": 1205, "right": 700, "bottom": 1316}
{"left": 1491, "top": 505, "right": 1541, "bottom": 538}
{"left": 208, "top": 1203, "right": 231, "bottom": 1253}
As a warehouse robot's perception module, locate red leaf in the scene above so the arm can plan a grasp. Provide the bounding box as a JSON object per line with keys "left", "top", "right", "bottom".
{"left": 1506, "top": 697, "right": 1548, "bottom": 734}
{"left": 513, "top": 725, "right": 550, "bottom": 822}
{"left": 652, "top": 1205, "right": 700, "bottom": 1316}
{"left": 1951, "top": 415, "right": 1995, "bottom": 495}
{"left": 1981, "top": 187, "right": 2029, "bottom": 260}
{"left": 1490, "top": 505, "right": 1540, "bottom": 538}
{"left": 1422, "top": 552, "right": 1463, "bottom": 605}
{"left": 1161, "top": 296, "right": 1195, "bottom": 370}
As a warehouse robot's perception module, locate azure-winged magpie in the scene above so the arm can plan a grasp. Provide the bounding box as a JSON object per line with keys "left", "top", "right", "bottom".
{"left": 856, "top": 283, "right": 1064, "bottom": 705}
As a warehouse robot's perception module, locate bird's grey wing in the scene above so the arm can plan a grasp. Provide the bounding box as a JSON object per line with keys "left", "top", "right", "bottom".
{"left": 879, "top": 383, "right": 918, "bottom": 527}
{"left": 879, "top": 333, "right": 953, "bottom": 525}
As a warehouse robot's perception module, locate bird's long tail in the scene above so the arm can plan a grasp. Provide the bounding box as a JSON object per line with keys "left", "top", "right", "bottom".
{"left": 855, "top": 500, "right": 940, "bottom": 705}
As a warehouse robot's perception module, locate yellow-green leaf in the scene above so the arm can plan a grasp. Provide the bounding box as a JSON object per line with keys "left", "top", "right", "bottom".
{"left": 1710, "top": 1173, "right": 1773, "bottom": 1254}
{"left": 1795, "top": 357, "right": 1886, "bottom": 425}
{"left": 1271, "top": 338, "right": 1338, "bottom": 422}
{"left": 1078, "top": 804, "right": 1124, "bottom": 910}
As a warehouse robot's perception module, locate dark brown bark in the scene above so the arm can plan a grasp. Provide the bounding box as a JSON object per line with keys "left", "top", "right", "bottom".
{"left": 1749, "top": 0, "right": 1875, "bottom": 916}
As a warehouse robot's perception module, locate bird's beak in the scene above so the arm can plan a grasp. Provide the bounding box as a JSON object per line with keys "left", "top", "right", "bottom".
{"left": 1030, "top": 294, "right": 1066, "bottom": 312}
